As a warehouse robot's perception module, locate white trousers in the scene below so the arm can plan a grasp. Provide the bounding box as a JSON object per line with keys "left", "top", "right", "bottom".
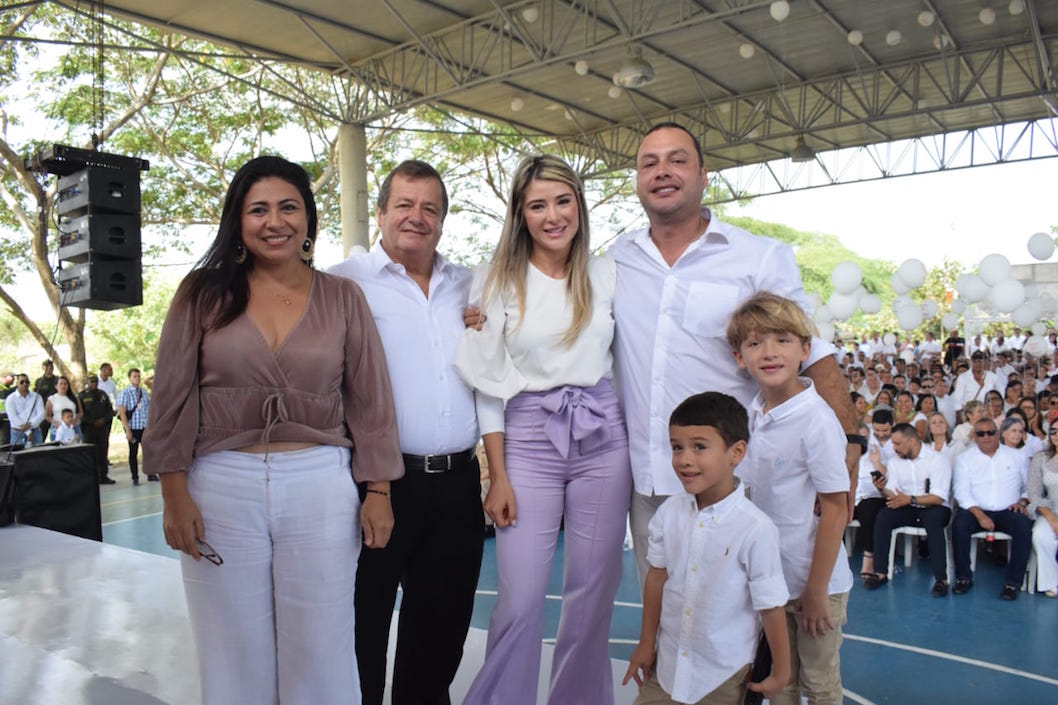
{"left": 182, "top": 446, "right": 362, "bottom": 705}
{"left": 1033, "top": 516, "right": 1058, "bottom": 593}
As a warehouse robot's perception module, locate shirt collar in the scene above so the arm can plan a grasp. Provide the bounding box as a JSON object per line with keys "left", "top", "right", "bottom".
{"left": 751, "top": 377, "right": 813, "bottom": 422}
{"left": 631, "top": 207, "right": 730, "bottom": 253}
{"left": 683, "top": 477, "right": 745, "bottom": 520}
{"left": 370, "top": 245, "right": 455, "bottom": 280}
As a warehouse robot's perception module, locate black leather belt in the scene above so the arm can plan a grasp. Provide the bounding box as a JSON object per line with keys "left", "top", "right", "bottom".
{"left": 401, "top": 447, "right": 476, "bottom": 474}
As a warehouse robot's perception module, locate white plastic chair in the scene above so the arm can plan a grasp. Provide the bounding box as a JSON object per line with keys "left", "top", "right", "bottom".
{"left": 887, "top": 525, "right": 953, "bottom": 582}
{"left": 968, "top": 531, "right": 1037, "bottom": 593}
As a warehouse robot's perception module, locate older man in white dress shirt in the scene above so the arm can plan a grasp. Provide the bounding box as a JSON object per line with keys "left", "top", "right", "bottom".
{"left": 329, "top": 160, "right": 483, "bottom": 705}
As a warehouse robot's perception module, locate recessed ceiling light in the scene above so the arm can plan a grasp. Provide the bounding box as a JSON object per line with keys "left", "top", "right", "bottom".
{"left": 739, "top": 43, "right": 755, "bottom": 59}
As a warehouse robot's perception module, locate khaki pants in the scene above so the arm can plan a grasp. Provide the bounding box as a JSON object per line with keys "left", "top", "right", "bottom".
{"left": 769, "top": 592, "right": 849, "bottom": 705}
{"left": 632, "top": 665, "right": 751, "bottom": 705}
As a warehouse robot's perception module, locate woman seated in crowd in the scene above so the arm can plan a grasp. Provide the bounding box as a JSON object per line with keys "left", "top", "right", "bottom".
{"left": 984, "top": 389, "right": 1005, "bottom": 421}
{"left": 851, "top": 391, "right": 868, "bottom": 425}
{"left": 894, "top": 390, "right": 927, "bottom": 439}
{"left": 925, "top": 412, "right": 957, "bottom": 465}
{"left": 1028, "top": 414, "right": 1058, "bottom": 597}
{"left": 854, "top": 421, "right": 886, "bottom": 583}
{"left": 915, "top": 394, "right": 938, "bottom": 439}
{"left": 1020, "top": 396, "right": 1046, "bottom": 440}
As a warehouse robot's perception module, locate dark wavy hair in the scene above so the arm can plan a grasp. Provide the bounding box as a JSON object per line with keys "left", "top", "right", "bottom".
{"left": 178, "top": 156, "right": 318, "bottom": 331}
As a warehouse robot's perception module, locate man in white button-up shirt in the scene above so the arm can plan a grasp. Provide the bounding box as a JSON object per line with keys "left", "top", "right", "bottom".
{"left": 609, "top": 123, "right": 861, "bottom": 584}
{"left": 951, "top": 417, "right": 1033, "bottom": 599}
{"left": 329, "top": 161, "right": 483, "bottom": 705}
{"left": 5, "top": 373, "right": 44, "bottom": 446}
{"left": 864, "top": 424, "right": 953, "bottom": 596}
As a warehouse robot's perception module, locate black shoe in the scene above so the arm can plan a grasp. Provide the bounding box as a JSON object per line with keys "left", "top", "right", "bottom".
{"left": 952, "top": 578, "right": 973, "bottom": 595}
{"left": 132, "top": 477, "right": 140, "bottom": 486}
{"left": 1001, "top": 584, "right": 1018, "bottom": 601}
{"left": 147, "top": 474, "right": 160, "bottom": 482}
{"left": 930, "top": 580, "right": 949, "bottom": 597}
{"left": 863, "top": 574, "right": 888, "bottom": 590}
{"left": 99, "top": 476, "right": 116, "bottom": 485}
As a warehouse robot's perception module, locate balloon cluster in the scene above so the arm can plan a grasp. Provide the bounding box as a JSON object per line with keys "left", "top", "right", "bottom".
{"left": 815, "top": 232, "right": 1057, "bottom": 345}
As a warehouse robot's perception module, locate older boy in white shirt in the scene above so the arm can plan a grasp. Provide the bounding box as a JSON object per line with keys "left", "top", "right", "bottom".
{"left": 728, "top": 293, "right": 854, "bottom": 705}
{"left": 624, "top": 391, "right": 790, "bottom": 705}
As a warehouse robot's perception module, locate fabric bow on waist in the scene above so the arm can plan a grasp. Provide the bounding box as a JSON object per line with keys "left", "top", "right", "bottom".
{"left": 539, "top": 386, "right": 610, "bottom": 458}
{"left": 260, "top": 391, "right": 290, "bottom": 448}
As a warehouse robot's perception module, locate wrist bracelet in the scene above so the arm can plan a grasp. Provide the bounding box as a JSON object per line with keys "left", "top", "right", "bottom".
{"left": 365, "top": 488, "right": 389, "bottom": 498}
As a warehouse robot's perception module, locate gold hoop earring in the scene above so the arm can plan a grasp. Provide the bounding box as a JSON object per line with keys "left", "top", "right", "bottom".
{"left": 234, "top": 242, "right": 247, "bottom": 264}
{"left": 300, "top": 237, "right": 314, "bottom": 262}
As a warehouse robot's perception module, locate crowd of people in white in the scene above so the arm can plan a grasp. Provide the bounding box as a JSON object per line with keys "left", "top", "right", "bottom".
{"left": 841, "top": 327, "right": 1058, "bottom": 600}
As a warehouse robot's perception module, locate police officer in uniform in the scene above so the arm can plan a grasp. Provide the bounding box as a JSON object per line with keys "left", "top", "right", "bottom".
{"left": 79, "top": 374, "right": 115, "bottom": 484}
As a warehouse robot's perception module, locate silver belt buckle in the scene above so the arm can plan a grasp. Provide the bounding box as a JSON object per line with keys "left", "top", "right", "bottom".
{"left": 422, "top": 454, "right": 446, "bottom": 473}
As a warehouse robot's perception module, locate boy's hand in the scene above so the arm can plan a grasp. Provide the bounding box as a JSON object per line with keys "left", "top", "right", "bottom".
{"left": 795, "top": 589, "right": 835, "bottom": 638}
{"left": 621, "top": 642, "right": 656, "bottom": 687}
{"left": 746, "top": 670, "right": 789, "bottom": 701}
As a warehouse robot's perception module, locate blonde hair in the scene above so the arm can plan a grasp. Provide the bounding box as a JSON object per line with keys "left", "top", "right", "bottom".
{"left": 483, "top": 154, "right": 593, "bottom": 346}
{"left": 726, "top": 291, "right": 817, "bottom": 350}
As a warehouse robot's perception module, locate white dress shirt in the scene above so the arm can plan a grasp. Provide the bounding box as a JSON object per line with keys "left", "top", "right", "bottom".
{"left": 327, "top": 248, "right": 479, "bottom": 456}
{"left": 609, "top": 209, "right": 835, "bottom": 497}
{"left": 737, "top": 379, "right": 854, "bottom": 597}
{"left": 454, "top": 256, "right": 616, "bottom": 435}
{"left": 5, "top": 390, "right": 45, "bottom": 430}
{"left": 53, "top": 421, "right": 78, "bottom": 444}
{"left": 953, "top": 445, "right": 1028, "bottom": 511}
{"left": 647, "top": 482, "right": 787, "bottom": 704}
{"left": 98, "top": 377, "right": 117, "bottom": 405}
{"left": 951, "top": 370, "right": 997, "bottom": 411}
{"left": 885, "top": 445, "right": 952, "bottom": 507}
{"left": 935, "top": 393, "right": 957, "bottom": 428}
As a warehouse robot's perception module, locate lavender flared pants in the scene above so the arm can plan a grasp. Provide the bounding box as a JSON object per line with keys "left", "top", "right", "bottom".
{"left": 464, "top": 378, "right": 631, "bottom": 705}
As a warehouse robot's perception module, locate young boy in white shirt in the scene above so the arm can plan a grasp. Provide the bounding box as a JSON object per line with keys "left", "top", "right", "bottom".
{"left": 53, "top": 408, "right": 79, "bottom": 445}
{"left": 727, "top": 292, "right": 854, "bottom": 705}
{"left": 623, "top": 391, "right": 790, "bottom": 705}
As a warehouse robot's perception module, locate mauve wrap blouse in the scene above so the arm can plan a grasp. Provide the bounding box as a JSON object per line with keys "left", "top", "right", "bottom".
{"left": 143, "top": 271, "right": 403, "bottom": 484}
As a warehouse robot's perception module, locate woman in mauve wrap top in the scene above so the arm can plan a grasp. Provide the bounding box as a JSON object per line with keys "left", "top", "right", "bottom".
{"left": 144, "top": 156, "right": 402, "bottom": 705}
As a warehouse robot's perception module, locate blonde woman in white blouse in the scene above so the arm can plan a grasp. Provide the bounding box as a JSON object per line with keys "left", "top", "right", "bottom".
{"left": 456, "top": 154, "right": 631, "bottom": 705}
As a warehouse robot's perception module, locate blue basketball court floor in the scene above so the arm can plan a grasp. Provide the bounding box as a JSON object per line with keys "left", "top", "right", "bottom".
{"left": 3, "top": 475, "right": 1056, "bottom": 704}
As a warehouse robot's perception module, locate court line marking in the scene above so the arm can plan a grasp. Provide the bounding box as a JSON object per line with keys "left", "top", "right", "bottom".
{"left": 844, "top": 633, "right": 1058, "bottom": 686}
{"left": 101, "top": 494, "right": 163, "bottom": 509}
{"left": 102, "top": 512, "right": 161, "bottom": 527}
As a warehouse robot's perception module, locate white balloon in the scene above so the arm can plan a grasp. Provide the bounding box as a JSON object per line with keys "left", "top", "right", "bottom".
{"left": 830, "top": 261, "right": 863, "bottom": 295}
{"left": 1032, "top": 322, "right": 1048, "bottom": 337}
{"left": 816, "top": 321, "right": 835, "bottom": 343}
{"left": 941, "top": 313, "right": 959, "bottom": 331}
{"left": 813, "top": 304, "right": 834, "bottom": 323}
{"left": 896, "top": 258, "right": 927, "bottom": 289}
{"left": 950, "top": 299, "right": 967, "bottom": 314}
{"left": 1028, "top": 232, "right": 1056, "bottom": 261}
{"left": 828, "top": 292, "right": 859, "bottom": 320}
{"left": 896, "top": 305, "right": 923, "bottom": 331}
{"left": 806, "top": 291, "right": 823, "bottom": 307}
{"left": 859, "top": 294, "right": 881, "bottom": 314}
{"left": 1012, "top": 301, "right": 1041, "bottom": 328}
{"left": 921, "top": 299, "right": 939, "bottom": 318}
{"left": 883, "top": 332, "right": 896, "bottom": 346}
{"left": 890, "top": 272, "right": 912, "bottom": 295}
{"left": 955, "top": 273, "right": 988, "bottom": 302}
{"left": 769, "top": 1, "right": 790, "bottom": 22}
{"left": 978, "top": 253, "right": 1011, "bottom": 285}
{"left": 892, "top": 295, "right": 913, "bottom": 312}
{"left": 1025, "top": 335, "right": 1050, "bottom": 358}
{"left": 989, "top": 278, "right": 1025, "bottom": 313}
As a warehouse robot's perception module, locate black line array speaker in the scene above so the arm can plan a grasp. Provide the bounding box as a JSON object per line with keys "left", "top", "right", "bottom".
{"left": 55, "top": 165, "right": 143, "bottom": 310}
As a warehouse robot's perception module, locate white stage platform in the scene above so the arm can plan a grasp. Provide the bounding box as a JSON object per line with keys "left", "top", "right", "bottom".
{"left": 0, "top": 525, "right": 637, "bottom": 705}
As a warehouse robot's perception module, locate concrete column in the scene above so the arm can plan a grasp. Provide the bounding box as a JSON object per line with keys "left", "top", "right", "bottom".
{"left": 338, "top": 123, "right": 369, "bottom": 256}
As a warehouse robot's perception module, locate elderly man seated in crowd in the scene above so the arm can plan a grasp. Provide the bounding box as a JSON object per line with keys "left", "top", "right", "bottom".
{"left": 951, "top": 416, "right": 1034, "bottom": 600}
